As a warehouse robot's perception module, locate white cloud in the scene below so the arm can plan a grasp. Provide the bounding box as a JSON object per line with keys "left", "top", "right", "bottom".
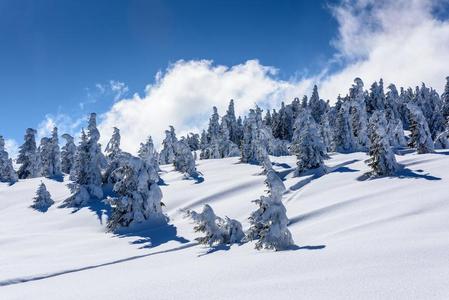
{"left": 5, "top": 139, "right": 19, "bottom": 160}
{"left": 27, "top": 0, "right": 446, "bottom": 155}
{"left": 318, "top": 0, "right": 449, "bottom": 99}
{"left": 98, "top": 60, "right": 312, "bottom": 153}
{"left": 37, "top": 113, "right": 85, "bottom": 142}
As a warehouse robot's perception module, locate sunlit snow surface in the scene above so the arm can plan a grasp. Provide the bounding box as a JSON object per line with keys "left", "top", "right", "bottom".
{"left": 1, "top": 151, "right": 449, "bottom": 299}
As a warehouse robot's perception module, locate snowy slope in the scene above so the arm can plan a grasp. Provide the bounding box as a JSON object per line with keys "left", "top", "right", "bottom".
{"left": 1, "top": 151, "right": 449, "bottom": 299}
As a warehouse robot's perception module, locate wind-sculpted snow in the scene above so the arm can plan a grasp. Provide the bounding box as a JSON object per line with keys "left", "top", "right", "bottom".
{"left": 1, "top": 152, "right": 449, "bottom": 299}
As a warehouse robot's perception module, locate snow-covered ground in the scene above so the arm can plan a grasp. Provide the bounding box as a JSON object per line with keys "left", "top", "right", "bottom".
{"left": 1, "top": 151, "right": 449, "bottom": 299}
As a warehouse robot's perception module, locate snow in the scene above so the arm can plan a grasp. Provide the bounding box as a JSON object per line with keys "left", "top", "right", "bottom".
{"left": 1, "top": 151, "right": 449, "bottom": 299}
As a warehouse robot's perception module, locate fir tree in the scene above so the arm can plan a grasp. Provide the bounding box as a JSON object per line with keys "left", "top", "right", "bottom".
{"left": 31, "top": 182, "right": 54, "bottom": 212}
{"left": 407, "top": 104, "right": 434, "bottom": 154}
{"left": 367, "top": 111, "right": 399, "bottom": 176}
{"left": 61, "top": 134, "right": 76, "bottom": 175}
{"left": 309, "top": 85, "right": 327, "bottom": 124}
{"left": 350, "top": 78, "right": 369, "bottom": 151}
{"left": 138, "top": 136, "right": 159, "bottom": 172}
{"left": 159, "top": 126, "right": 177, "bottom": 165}
{"left": 39, "top": 127, "right": 61, "bottom": 178}
{"left": 245, "top": 170, "right": 294, "bottom": 251}
{"left": 106, "top": 156, "right": 165, "bottom": 231}
{"left": 174, "top": 139, "right": 198, "bottom": 178}
{"left": 334, "top": 99, "right": 355, "bottom": 153}
{"left": 17, "top": 128, "right": 41, "bottom": 179}
{"left": 0, "top": 135, "right": 18, "bottom": 183}
{"left": 291, "top": 109, "right": 327, "bottom": 176}
{"left": 104, "top": 127, "right": 121, "bottom": 160}
{"left": 185, "top": 204, "right": 244, "bottom": 246}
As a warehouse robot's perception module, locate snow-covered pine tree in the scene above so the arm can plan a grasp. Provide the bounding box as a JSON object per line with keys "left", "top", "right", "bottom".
{"left": 349, "top": 78, "right": 369, "bottom": 151}
{"left": 367, "top": 79, "right": 386, "bottom": 115}
{"left": 174, "top": 139, "right": 198, "bottom": 178}
{"left": 367, "top": 111, "right": 399, "bottom": 176}
{"left": 85, "top": 113, "right": 105, "bottom": 198}
{"left": 159, "top": 126, "right": 177, "bottom": 165}
{"left": 442, "top": 76, "right": 449, "bottom": 119}
{"left": 309, "top": 85, "right": 328, "bottom": 124}
{"left": 245, "top": 169, "right": 294, "bottom": 251}
{"left": 241, "top": 108, "right": 272, "bottom": 164}
{"left": 407, "top": 104, "right": 434, "bottom": 154}
{"left": 291, "top": 109, "right": 327, "bottom": 176}
{"left": 320, "top": 112, "right": 335, "bottom": 152}
{"left": 31, "top": 182, "right": 54, "bottom": 212}
{"left": 63, "top": 130, "right": 91, "bottom": 207}
{"left": 186, "top": 133, "right": 200, "bottom": 151}
{"left": 104, "top": 127, "right": 121, "bottom": 160}
{"left": 224, "top": 99, "right": 241, "bottom": 146}
{"left": 106, "top": 156, "right": 166, "bottom": 231}
{"left": 138, "top": 136, "right": 159, "bottom": 171}
{"left": 0, "top": 135, "right": 18, "bottom": 183}
{"left": 39, "top": 127, "right": 62, "bottom": 178}
{"left": 185, "top": 204, "right": 244, "bottom": 246}
{"left": 17, "top": 128, "right": 41, "bottom": 179}
{"left": 218, "top": 116, "right": 240, "bottom": 157}
{"left": 335, "top": 99, "right": 355, "bottom": 153}
{"left": 61, "top": 133, "right": 76, "bottom": 175}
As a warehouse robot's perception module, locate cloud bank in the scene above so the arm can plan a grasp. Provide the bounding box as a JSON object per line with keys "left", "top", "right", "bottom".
{"left": 96, "top": 0, "right": 449, "bottom": 153}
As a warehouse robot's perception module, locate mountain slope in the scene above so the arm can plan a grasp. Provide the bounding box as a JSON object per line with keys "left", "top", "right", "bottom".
{"left": 1, "top": 151, "right": 449, "bottom": 299}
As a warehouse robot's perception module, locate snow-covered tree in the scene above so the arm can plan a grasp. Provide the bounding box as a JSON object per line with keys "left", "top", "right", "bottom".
{"left": 218, "top": 116, "right": 240, "bottom": 158}
{"left": 185, "top": 133, "right": 200, "bottom": 151}
{"left": 174, "top": 139, "right": 198, "bottom": 178}
{"left": 104, "top": 127, "right": 121, "bottom": 160}
{"left": 224, "top": 99, "right": 241, "bottom": 146}
{"left": 334, "top": 100, "right": 355, "bottom": 153}
{"left": 245, "top": 170, "right": 294, "bottom": 251}
{"left": 63, "top": 114, "right": 105, "bottom": 207}
{"left": 185, "top": 204, "right": 244, "bottom": 246}
{"left": 31, "top": 182, "right": 54, "bottom": 212}
{"left": 320, "top": 112, "right": 335, "bottom": 152}
{"left": 350, "top": 78, "right": 369, "bottom": 151}
{"left": 367, "top": 79, "right": 386, "bottom": 114}
{"left": 159, "top": 126, "right": 177, "bottom": 165}
{"left": 17, "top": 128, "right": 41, "bottom": 179}
{"left": 367, "top": 111, "right": 399, "bottom": 176}
{"left": 240, "top": 107, "right": 276, "bottom": 164}
{"left": 61, "top": 134, "right": 76, "bottom": 175}
{"left": 138, "top": 136, "right": 159, "bottom": 171}
{"left": 434, "top": 130, "right": 449, "bottom": 149}
{"left": 407, "top": 104, "right": 434, "bottom": 154}
{"left": 309, "top": 85, "right": 328, "bottom": 124}
{"left": 39, "top": 127, "right": 62, "bottom": 178}
{"left": 291, "top": 109, "right": 327, "bottom": 176}
{"left": 0, "top": 135, "right": 18, "bottom": 183}
{"left": 106, "top": 156, "right": 165, "bottom": 231}
{"left": 442, "top": 77, "right": 449, "bottom": 119}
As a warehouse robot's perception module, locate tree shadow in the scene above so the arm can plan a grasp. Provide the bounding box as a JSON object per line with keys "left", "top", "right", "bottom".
{"left": 47, "top": 174, "right": 64, "bottom": 182}
{"left": 197, "top": 244, "right": 231, "bottom": 257}
{"left": 397, "top": 167, "right": 441, "bottom": 180}
{"left": 289, "top": 245, "right": 326, "bottom": 251}
{"left": 115, "top": 223, "right": 190, "bottom": 249}
{"left": 272, "top": 162, "right": 292, "bottom": 169}
{"left": 356, "top": 166, "right": 441, "bottom": 181}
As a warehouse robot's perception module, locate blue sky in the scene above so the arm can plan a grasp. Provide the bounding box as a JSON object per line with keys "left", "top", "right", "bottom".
{"left": 2, "top": 0, "right": 449, "bottom": 154}
{"left": 0, "top": 0, "right": 337, "bottom": 141}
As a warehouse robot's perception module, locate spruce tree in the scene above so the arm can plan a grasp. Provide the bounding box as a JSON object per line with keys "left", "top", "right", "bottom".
{"left": 104, "top": 127, "right": 121, "bottom": 160}
{"left": 245, "top": 170, "right": 294, "bottom": 251}
{"left": 106, "top": 156, "right": 165, "bottom": 231}
{"left": 159, "top": 126, "right": 177, "bottom": 165}
{"left": 291, "top": 109, "right": 326, "bottom": 176}
{"left": 367, "top": 111, "right": 399, "bottom": 176}
{"left": 185, "top": 204, "right": 244, "bottom": 246}
{"left": 309, "top": 85, "right": 327, "bottom": 124}
{"left": 407, "top": 104, "right": 434, "bottom": 154}
{"left": 39, "top": 127, "right": 62, "bottom": 178}
{"left": 174, "top": 139, "right": 198, "bottom": 178}
{"left": 61, "top": 134, "right": 76, "bottom": 175}
{"left": 350, "top": 78, "right": 369, "bottom": 151}
{"left": 31, "top": 182, "right": 54, "bottom": 212}
{"left": 0, "top": 135, "right": 18, "bottom": 183}
{"left": 138, "top": 136, "right": 159, "bottom": 171}
{"left": 335, "top": 99, "right": 355, "bottom": 152}
{"left": 17, "top": 128, "right": 41, "bottom": 179}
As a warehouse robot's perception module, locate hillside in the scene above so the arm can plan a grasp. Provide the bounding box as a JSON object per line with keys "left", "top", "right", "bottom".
{"left": 1, "top": 151, "right": 449, "bottom": 299}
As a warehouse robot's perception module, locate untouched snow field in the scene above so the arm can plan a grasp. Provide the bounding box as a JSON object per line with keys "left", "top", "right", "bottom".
{"left": 1, "top": 151, "right": 449, "bottom": 299}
